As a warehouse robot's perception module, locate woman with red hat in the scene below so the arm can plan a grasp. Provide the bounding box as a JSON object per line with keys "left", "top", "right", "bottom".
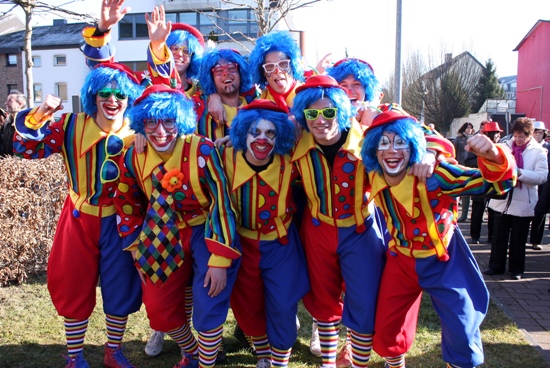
{"left": 465, "top": 120, "right": 503, "bottom": 244}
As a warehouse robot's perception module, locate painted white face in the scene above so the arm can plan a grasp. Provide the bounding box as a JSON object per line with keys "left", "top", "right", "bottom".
{"left": 144, "top": 118, "right": 179, "bottom": 153}
{"left": 96, "top": 81, "right": 128, "bottom": 122}
{"left": 376, "top": 132, "right": 410, "bottom": 179}
{"left": 245, "top": 119, "right": 276, "bottom": 166}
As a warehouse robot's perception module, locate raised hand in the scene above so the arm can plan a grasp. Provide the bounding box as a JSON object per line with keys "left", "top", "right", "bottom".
{"left": 145, "top": 5, "right": 172, "bottom": 57}
{"left": 98, "top": 0, "right": 131, "bottom": 32}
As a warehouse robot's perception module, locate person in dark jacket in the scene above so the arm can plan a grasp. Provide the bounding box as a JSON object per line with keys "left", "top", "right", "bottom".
{"left": 1, "top": 91, "right": 26, "bottom": 156}
{"left": 529, "top": 121, "right": 550, "bottom": 250}
{"left": 455, "top": 122, "right": 474, "bottom": 221}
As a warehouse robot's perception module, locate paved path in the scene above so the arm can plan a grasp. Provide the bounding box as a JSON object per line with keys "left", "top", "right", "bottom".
{"left": 457, "top": 218, "right": 550, "bottom": 365}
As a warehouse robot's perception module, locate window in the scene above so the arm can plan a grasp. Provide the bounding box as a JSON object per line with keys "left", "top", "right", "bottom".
{"left": 7, "top": 54, "right": 17, "bottom": 66}
{"left": 54, "top": 55, "right": 66, "bottom": 66}
{"left": 32, "top": 56, "right": 41, "bottom": 68}
{"left": 163, "top": 9, "right": 259, "bottom": 41}
{"left": 33, "top": 84, "right": 43, "bottom": 102}
{"left": 7, "top": 84, "right": 18, "bottom": 93}
{"left": 121, "top": 61, "right": 147, "bottom": 75}
{"left": 119, "top": 13, "right": 148, "bottom": 40}
{"left": 55, "top": 83, "right": 68, "bottom": 101}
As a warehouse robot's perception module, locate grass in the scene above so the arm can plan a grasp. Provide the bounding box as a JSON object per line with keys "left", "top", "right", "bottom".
{"left": 0, "top": 272, "right": 548, "bottom": 368}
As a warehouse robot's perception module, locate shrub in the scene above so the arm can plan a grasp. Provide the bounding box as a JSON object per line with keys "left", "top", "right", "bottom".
{"left": 0, "top": 154, "right": 65, "bottom": 286}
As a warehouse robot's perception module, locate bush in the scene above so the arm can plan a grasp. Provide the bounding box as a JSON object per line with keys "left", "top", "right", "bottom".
{"left": 0, "top": 154, "right": 66, "bottom": 286}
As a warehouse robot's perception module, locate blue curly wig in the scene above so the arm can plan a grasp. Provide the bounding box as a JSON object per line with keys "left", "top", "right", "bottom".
{"left": 81, "top": 65, "right": 143, "bottom": 119}
{"left": 129, "top": 91, "right": 196, "bottom": 136}
{"left": 198, "top": 48, "right": 253, "bottom": 96}
{"left": 361, "top": 117, "right": 426, "bottom": 174}
{"left": 230, "top": 108, "right": 296, "bottom": 156}
{"left": 291, "top": 87, "right": 353, "bottom": 132}
{"left": 248, "top": 31, "right": 305, "bottom": 87}
{"left": 327, "top": 59, "right": 381, "bottom": 103}
{"left": 167, "top": 29, "right": 204, "bottom": 80}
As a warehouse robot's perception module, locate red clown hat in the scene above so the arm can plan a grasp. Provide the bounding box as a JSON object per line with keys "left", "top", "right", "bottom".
{"left": 295, "top": 75, "right": 346, "bottom": 93}
{"left": 134, "top": 84, "right": 184, "bottom": 105}
{"left": 240, "top": 99, "right": 286, "bottom": 113}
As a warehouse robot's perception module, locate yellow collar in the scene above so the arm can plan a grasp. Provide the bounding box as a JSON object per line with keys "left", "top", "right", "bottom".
{"left": 291, "top": 118, "right": 363, "bottom": 162}
{"left": 370, "top": 171, "right": 418, "bottom": 217}
{"left": 140, "top": 137, "right": 185, "bottom": 180}
{"left": 79, "top": 116, "right": 132, "bottom": 157}
{"left": 231, "top": 150, "right": 282, "bottom": 194}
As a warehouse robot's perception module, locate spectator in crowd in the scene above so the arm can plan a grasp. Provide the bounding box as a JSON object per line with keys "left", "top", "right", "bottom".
{"left": 467, "top": 121, "right": 503, "bottom": 244}
{"left": 1, "top": 91, "right": 27, "bottom": 156}
{"left": 485, "top": 117, "right": 548, "bottom": 280}
{"left": 454, "top": 122, "right": 475, "bottom": 222}
{"left": 529, "top": 121, "right": 550, "bottom": 250}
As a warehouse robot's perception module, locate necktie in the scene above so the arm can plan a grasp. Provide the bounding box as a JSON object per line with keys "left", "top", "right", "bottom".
{"left": 135, "top": 165, "right": 184, "bottom": 285}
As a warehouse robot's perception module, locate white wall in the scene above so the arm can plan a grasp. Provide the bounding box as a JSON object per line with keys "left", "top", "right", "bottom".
{"left": 23, "top": 48, "right": 88, "bottom": 116}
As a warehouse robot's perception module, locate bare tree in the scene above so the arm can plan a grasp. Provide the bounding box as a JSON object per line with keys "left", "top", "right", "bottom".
{"left": 198, "top": 0, "right": 324, "bottom": 52}
{"left": 384, "top": 49, "right": 484, "bottom": 136}
{"left": 0, "top": 0, "right": 96, "bottom": 107}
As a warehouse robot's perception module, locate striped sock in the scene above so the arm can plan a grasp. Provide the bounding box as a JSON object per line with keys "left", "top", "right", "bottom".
{"left": 446, "top": 364, "right": 461, "bottom": 368}
{"left": 317, "top": 320, "right": 340, "bottom": 367}
{"left": 167, "top": 323, "right": 199, "bottom": 355}
{"left": 198, "top": 325, "right": 223, "bottom": 368}
{"left": 385, "top": 354, "right": 406, "bottom": 367}
{"left": 271, "top": 346, "right": 291, "bottom": 367}
{"left": 185, "top": 284, "right": 193, "bottom": 325}
{"left": 349, "top": 330, "right": 372, "bottom": 367}
{"left": 251, "top": 335, "right": 271, "bottom": 360}
{"left": 105, "top": 314, "right": 127, "bottom": 349}
{"left": 64, "top": 318, "right": 88, "bottom": 357}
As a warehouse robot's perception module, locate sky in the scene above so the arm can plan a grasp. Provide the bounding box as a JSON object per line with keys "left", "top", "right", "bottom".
{"left": 2, "top": 0, "right": 548, "bottom": 84}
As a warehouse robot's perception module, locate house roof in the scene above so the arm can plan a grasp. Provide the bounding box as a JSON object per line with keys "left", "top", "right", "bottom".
{"left": 513, "top": 19, "right": 550, "bottom": 51}
{"left": 0, "top": 21, "right": 87, "bottom": 53}
{"left": 421, "top": 51, "right": 485, "bottom": 80}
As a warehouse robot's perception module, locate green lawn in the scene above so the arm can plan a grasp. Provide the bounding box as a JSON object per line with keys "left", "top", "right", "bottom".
{"left": 0, "top": 273, "right": 547, "bottom": 367}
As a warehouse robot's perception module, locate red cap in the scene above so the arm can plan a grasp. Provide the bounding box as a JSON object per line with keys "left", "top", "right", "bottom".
{"left": 295, "top": 75, "right": 346, "bottom": 93}
{"left": 171, "top": 23, "right": 205, "bottom": 46}
{"left": 95, "top": 62, "right": 140, "bottom": 85}
{"left": 367, "top": 104, "right": 414, "bottom": 130}
{"left": 333, "top": 58, "right": 374, "bottom": 73}
{"left": 484, "top": 121, "right": 503, "bottom": 132}
{"left": 240, "top": 99, "right": 286, "bottom": 113}
{"left": 134, "top": 84, "right": 184, "bottom": 105}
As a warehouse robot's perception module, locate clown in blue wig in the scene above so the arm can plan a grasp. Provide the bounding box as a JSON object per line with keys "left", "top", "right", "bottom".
{"left": 220, "top": 99, "right": 310, "bottom": 365}
{"left": 130, "top": 85, "right": 196, "bottom": 140}
{"left": 230, "top": 100, "right": 296, "bottom": 159}
{"left": 142, "top": 6, "right": 205, "bottom": 93}
{"left": 361, "top": 115, "right": 426, "bottom": 175}
{"left": 113, "top": 83, "right": 241, "bottom": 368}
{"left": 11, "top": 60, "right": 146, "bottom": 368}
{"left": 248, "top": 31, "right": 305, "bottom": 88}
{"left": 291, "top": 75, "right": 353, "bottom": 134}
{"left": 327, "top": 58, "right": 383, "bottom": 126}
{"left": 247, "top": 31, "right": 305, "bottom": 113}
{"left": 199, "top": 48, "right": 253, "bottom": 96}
{"left": 287, "top": 74, "right": 388, "bottom": 368}
{"left": 327, "top": 58, "right": 381, "bottom": 105}
{"left": 81, "top": 63, "right": 143, "bottom": 120}
{"left": 360, "top": 106, "right": 516, "bottom": 368}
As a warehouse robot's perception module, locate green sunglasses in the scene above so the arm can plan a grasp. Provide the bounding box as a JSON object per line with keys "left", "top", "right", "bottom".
{"left": 304, "top": 107, "right": 338, "bottom": 120}
{"left": 98, "top": 88, "right": 128, "bottom": 100}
